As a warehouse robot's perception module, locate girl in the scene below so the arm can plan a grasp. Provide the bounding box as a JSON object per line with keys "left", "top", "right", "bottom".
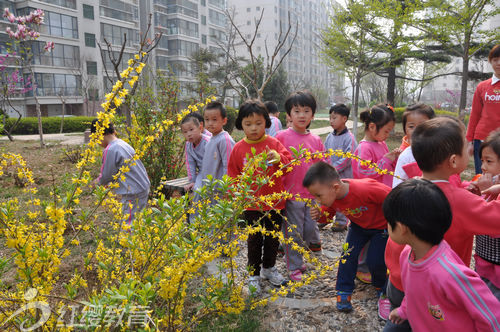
{"left": 392, "top": 104, "right": 435, "bottom": 188}
{"left": 474, "top": 129, "right": 500, "bottom": 301}
{"left": 228, "top": 100, "right": 291, "bottom": 294}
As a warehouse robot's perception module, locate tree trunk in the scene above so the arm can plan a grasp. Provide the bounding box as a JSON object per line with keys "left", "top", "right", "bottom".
{"left": 352, "top": 71, "right": 361, "bottom": 138}
{"left": 59, "top": 98, "right": 65, "bottom": 133}
{"left": 386, "top": 65, "right": 396, "bottom": 106}
{"left": 459, "top": 42, "right": 470, "bottom": 121}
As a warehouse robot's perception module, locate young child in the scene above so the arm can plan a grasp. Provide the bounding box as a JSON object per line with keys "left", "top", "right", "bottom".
{"left": 199, "top": 101, "right": 235, "bottom": 190}
{"left": 324, "top": 104, "right": 358, "bottom": 231}
{"left": 264, "top": 101, "right": 283, "bottom": 137}
{"left": 189, "top": 111, "right": 212, "bottom": 137}
{"left": 91, "top": 119, "right": 150, "bottom": 226}
{"left": 412, "top": 117, "right": 500, "bottom": 267}
{"left": 383, "top": 178, "right": 500, "bottom": 331}
{"left": 303, "top": 162, "right": 390, "bottom": 317}
{"left": 275, "top": 91, "right": 324, "bottom": 281}
{"left": 474, "top": 130, "right": 500, "bottom": 300}
{"left": 181, "top": 113, "right": 210, "bottom": 192}
{"left": 228, "top": 100, "right": 291, "bottom": 294}
{"left": 352, "top": 104, "right": 401, "bottom": 187}
{"left": 392, "top": 103, "right": 435, "bottom": 188}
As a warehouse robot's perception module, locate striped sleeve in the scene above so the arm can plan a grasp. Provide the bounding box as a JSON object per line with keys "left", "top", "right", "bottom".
{"left": 185, "top": 142, "right": 196, "bottom": 182}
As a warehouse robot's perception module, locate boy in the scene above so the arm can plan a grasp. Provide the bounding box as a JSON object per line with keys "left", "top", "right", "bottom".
{"left": 190, "top": 111, "right": 212, "bottom": 137}
{"left": 412, "top": 117, "right": 500, "bottom": 267}
{"left": 181, "top": 113, "right": 210, "bottom": 192}
{"left": 264, "top": 101, "right": 282, "bottom": 137}
{"left": 303, "top": 161, "right": 390, "bottom": 316}
{"left": 276, "top": 91, "right": 324, "bottom": 281}
{"left": 383, "top": 178, "right": 500, "bottom": 331}
{"left": 324, "top": 104, "right": 358, "bottom": 231}
{"left": 91, "top": 119, "right": 150, "bottom": 226}
{"left": 199, "top": 101, "right": 235, "bottom": 192}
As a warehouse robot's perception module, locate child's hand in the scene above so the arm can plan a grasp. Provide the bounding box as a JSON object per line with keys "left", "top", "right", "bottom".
{"left": 265, "top": 146, "right": 280, "bottom": 165}
{"left": 483, "top": 184, "right": 500, "bottom": 202}
{"left": 309, "top": 205, "right": 321, "bottom": 221}
{"left": 475, "top": 173, "right": 494, "bottom": 192}
{"left": 184, "top": 183, "right": 195, "bottom": 192}
{"left": 466, "top": 182, "right": 481, "bottom": 196}
{"left": 384, "top": 148, "right": 402, "bottom": 161}
{"left": 389, "top": 308, "right": 404, "bottom": 324}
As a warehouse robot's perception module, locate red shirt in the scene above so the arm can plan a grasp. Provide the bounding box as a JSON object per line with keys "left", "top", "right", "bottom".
{"left": 228, "top": 135, "right": 291, "bottom": 210}
{"left": 326, "top": 178, "right": 390, "bottom": 230}
{"left": 434, "top": 181, "right": 500, "bottom": 266}
{"left": 385, "top": 238, "right": 406, "bottom": 291}
{"left": 466, "top": 78, "right": 500, "bottom": 141}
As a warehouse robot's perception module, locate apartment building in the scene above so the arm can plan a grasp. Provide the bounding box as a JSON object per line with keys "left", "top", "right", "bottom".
{"left": 0, "top": 0, "right": 226, "bottom": 117}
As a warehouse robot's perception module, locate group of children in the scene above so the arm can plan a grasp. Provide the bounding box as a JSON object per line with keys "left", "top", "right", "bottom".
{"left": 93, "top": 88, "right": 500, "bottom": 331}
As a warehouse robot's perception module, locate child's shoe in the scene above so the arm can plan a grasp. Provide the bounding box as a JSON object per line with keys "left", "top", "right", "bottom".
{"left": 356, "top": 271, "right": 372, "bottom": 284}
{"left": 289, "top": 269, "right": 303, "bottom": 282}
{"left": 377, "top": 290, "right": 391, "bottom": 320}
{"left": 336, "top": 291, "right": 353, "bottom": 312}
{"left": 248, "top": 276, "right": 261, "bottom": 295}
{"left": 261, "top": 266, "right": 288, "bottom": 287}
{"left": 309, "top": 242, "right": 322, "bottom": 252}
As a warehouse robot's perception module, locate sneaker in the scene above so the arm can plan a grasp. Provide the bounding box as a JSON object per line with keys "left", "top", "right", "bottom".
{"left": 377, "top": 294, "right": 391, "bottom": 321}
{"left": 289, "top": 269, "right": 303, "bottom": 282}
{"left": 248, "top": 276, "right": 261, "bottom": 295}
{"left": 261, "top": 266, "right": 288, "bottom": 287}
{"left": 309, "top": 242, "right": 322, "bottom": 252}
{"left": 336, "top": 292, "right": 353, "bottom": 312}
{"left": 331, "top": 224, "right": 347, "bottom": 232}
{"left": 356, "top": 271, "right": 372, "bottom": 284}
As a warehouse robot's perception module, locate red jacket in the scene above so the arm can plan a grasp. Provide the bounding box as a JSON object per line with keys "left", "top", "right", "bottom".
{"left": 466, "top": 78, "right": 500, "bottom": 141}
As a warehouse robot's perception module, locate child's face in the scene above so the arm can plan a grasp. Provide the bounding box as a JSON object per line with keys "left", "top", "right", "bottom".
{"left": 286, "top": 114, "right": 292, "bottom": 128}
{"left": 453, "top": 135, "right": 470, "bottom": 173}
{"left": 181, "top": 120, "right": 203, "bottom": 144}
{"left": 204, "top": 108, "right": 227, "bottom": 135}
{"left": 241, "top": 113, "right": 266, "bottom": 141}
{"left": 307, "top": 181, "right": 339, "bottom": 207}
{"left": 405, "top": 112, "right": 429, "bottom": 143}
{"left": 369, "top": 121, "right": 395, "bottom": 142}
{"left": 330, "top": 113, "right": 347, "bottom": 131}
{"left": 481, "top": 146, "right": 500, "bottom": 175}
{"left": 490, "top": 56, "right": 500, "bottom": 77}
{"left": 290, "top": 105, "right": 314, "bottom": 132}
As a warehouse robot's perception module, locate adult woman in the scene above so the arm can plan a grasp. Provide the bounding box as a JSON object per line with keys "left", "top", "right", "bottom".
{"left": 467, "top": 45, "right": 500, "bottom": 174}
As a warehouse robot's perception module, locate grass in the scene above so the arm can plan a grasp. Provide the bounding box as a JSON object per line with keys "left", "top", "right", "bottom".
{"left": 195, "top": 306, "right": 266, "bottom": 332}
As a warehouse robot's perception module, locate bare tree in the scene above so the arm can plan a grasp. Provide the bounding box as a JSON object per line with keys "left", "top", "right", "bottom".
{"left": 220, "top": 7, "right": 298, "bottom": 101}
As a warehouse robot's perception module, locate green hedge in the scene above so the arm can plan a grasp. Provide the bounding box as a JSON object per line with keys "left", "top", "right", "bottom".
{"left": 393, "top": 108, "right": 468, "bottom": 124}
{"left": 224, "top": 106, "right": 237, "bottom": 134}
{"left": 4, "top": 116, "right": 94, "bottom": 135}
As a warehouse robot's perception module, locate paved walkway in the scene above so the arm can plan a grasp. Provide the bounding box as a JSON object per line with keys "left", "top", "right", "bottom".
{"left": 310, "top": 119, "right": 360, "bottom": 136}
{"left": 0, "top": 132, "right": 84, "bottom": 145}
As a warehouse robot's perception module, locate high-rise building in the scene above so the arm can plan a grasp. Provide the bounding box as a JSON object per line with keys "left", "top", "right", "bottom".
{"left": 0, "top": 0, "right": 226, "bottom": 118}
{"left": 227, "top": 0, "right": 343, "bottom": 103}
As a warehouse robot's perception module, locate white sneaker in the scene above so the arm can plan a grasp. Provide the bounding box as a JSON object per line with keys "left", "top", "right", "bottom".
{"left": 248, "top": 276, "right": 261, "bottom": 295}
{"left": 261, "top": 266, "right": 288, "bottom": 287}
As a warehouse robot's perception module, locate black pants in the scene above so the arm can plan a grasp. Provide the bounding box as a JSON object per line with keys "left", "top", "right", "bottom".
{"left": 244, "top": 210, "right": 282, "bottom": 276}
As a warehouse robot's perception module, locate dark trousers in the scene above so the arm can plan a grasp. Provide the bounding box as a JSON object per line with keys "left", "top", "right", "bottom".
{"left": 474, "top": 139, "right": 483, "bottom": 175}
{"left": 336, "top": 222, "right": 388, "bottom": 293}
{"left": 244, "top": 210, "right": 282, "bottom": 276}
{"left": 383, "top": 280, "right": 412, "bottom": 331}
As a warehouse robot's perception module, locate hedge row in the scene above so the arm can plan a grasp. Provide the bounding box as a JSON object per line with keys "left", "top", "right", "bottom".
{"left": 4, "top": 116, "right": 94, "bottom": 135}
{"left": 393, "top": 107, "right": 469, "bottom": 124}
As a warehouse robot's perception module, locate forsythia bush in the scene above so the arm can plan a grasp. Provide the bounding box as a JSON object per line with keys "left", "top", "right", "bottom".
{"left": 0, "top": 46, "right": 395, "bottom": 331}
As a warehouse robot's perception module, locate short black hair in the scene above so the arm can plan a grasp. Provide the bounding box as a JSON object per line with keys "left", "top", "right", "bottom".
{"left": 181, "top": 112, "right": 201, "bottom": 126}
{"left": 359, "top": 104, "right": 395, "bottom": 133}
{"left": 402, "top": 103, "right": 435, "bottom": 135}
{"left": 488, "top": 44, "right": 500, "bottom": 61}
{"left": 284, "top": 91, "right": 317, "bottom": 115}
{"left": 383, "top": 178, "right": 451, "bottom": 245}
{"left": 204, "top": 101, "right": 226, "bottom": 118}
{"left": 303, "top": 161, "right": 341, "bottom": 188}
{"left": 90, "top": 118, "right": 115, "bottom": 135}
{"left": 329, "top": 104, "right": 350, "bottom": 117}
{"left": 480, "top": 128, "right": 500, "bottom": 159}
{"left": 264, "top": 101, "right": 279, "bottom": 115}
{"left": 235, "top": 99, "right": 272, "bottom": 130}
{"left": 412, "top": 117, "right": 464, "bottom": 172}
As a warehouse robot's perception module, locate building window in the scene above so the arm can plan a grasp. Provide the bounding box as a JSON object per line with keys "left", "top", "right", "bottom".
{"left": 21, "top": 9, "right": 79, "bottom": 39}
{"left": 163, "top": 18, "right": 199, "bottom": 38}
{"left": 247, "top": 7, "right": 251, "bottom": 12}
{"left": 31, "top": 42, "right": 80, "bottom": 67}
{"left": 201, "top": 0, "right": 206, "bottom": 5}
{"left": 39, "top": 0, "right": 76, "bottom": 9}
{"left": 208, "top": 0, "right": 225, "bottom": 9}
{"left": 99, "top": 0, "right": 139, "bottom": 22}
{"left": 100, "top": 23, "right": 139, "bottom": 46}
{"left": 201, "top": 15, "right": 206, "bottom": 25}
{"left": 29, "top": 73, "right": 81, "bottom": 97}
{"left": 247, "top": 20, "right": 250, "bottom": 25}
{"left": 164, "top": 39, "right": 199, "bottom": 56}
{"left": 87, "top": 61, "right": 97, "bottom": 75}
{"left": 256, "top": 6, "right": 260, "bottom": 11}
{"left": 202, "top": 34, "right": 207, "bottom": 44}
{"left": 83, "top": 4, "right": 94, "bottom": 20}
{"left": 257, "top": 33, "right": 261, "bottom": 38}
{"left": 208, "top": 9, "right": 225, "bottom": 27}
{"left": 85, "top": 33, "right": 96, "bottom": 47}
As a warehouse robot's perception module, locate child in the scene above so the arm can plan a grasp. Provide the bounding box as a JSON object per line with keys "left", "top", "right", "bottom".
{"left": 199, "top": 101, "right": 235, "bottom": 190}
{"left": 303, "top": 162, "right": 390, "bottom": 317}
{"left": 275, "top": 91, "right": 324, "bottom": 281}
{"left": 475, "top": 130, "right": 500, "bottom": 300}
{"left": 91, "top": 119, "right": 150, "bottom": 226}
{"left": 383, "top": 178, "right": 500, "bottom": 331}
{"left": 264, "top": 101, "right": 283, "bottom": 137}
{"left": 189, "top": 111, "right": 212, "bottom": 137}
{"left": 412, "top": 117, "right": 500, "bottom": 267}
{"left": 228, "top": 100, "right": 291, "bottom": 294}
{"left": 392, "top": 104, "right": 435, "bottom": 188}
{"left": 352, "top": 104, "right": 401, "bottom": 187}
{"left": 324, "top": 104, "right": 358, "bottom": 231}
{"left": 181, "top": 113, "right": 210, "bottom": 192}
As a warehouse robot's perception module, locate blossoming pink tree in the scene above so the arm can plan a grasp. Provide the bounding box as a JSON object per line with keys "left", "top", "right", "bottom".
{"left": 1, "top": 8, "right": 54, "bottom": 146}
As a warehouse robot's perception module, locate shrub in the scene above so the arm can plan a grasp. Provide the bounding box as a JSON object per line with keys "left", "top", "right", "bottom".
{"left": 393, "top": 108, "right": 468, "bottom": 125}
{"left": 224, "top": 106, "right": 237, "bottom": 134}
{"left": 5, "top": 116, "right": 93, "bottom": 135}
